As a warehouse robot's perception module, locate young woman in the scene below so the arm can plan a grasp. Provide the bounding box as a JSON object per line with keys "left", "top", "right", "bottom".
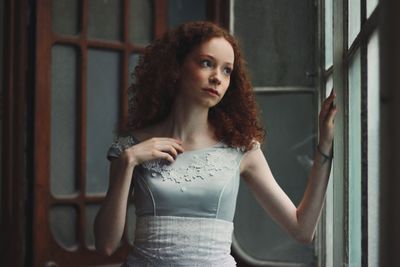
{"left": 94, "top": 21, "right": 337, "bottom": 266}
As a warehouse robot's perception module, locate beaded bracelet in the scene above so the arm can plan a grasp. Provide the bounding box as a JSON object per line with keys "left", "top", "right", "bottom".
{"left": 317, "top": 145, "right": 333, "bottom": 160}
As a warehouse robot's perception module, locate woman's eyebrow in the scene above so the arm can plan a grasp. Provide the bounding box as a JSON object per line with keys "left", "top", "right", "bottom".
{"left": 198, "top": 54, "right": 233, "bottom": 66}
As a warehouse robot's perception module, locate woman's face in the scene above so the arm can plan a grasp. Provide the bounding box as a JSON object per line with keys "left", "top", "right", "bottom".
{"left": 177, "top": 37, "right": 235, "bottom": 107}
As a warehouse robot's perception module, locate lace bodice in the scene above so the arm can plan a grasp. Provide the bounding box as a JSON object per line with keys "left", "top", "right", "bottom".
{"left": 107, "top": 135, "right": 248, "bottom": 222}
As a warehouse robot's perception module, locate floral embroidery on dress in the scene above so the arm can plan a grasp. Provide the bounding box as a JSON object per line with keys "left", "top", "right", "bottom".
{"left": 141, "top": 148, "right": 239, "bottom": 185}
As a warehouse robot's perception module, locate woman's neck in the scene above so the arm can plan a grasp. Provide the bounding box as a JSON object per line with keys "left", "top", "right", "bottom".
{"left": 159, "top": 98, "right": 216, "bottom": 145}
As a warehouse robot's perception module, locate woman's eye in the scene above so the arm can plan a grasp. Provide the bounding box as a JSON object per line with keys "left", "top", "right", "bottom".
{"left": 223, "top": 67, "right": 232, "bottom": 75}
{"left": 200, "top": 60, "right": 212, "bottom": 68}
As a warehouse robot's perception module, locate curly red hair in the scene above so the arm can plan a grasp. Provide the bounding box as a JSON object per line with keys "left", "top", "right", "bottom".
{"left": 126, "top": 21, "right": 265, "bottom": 151}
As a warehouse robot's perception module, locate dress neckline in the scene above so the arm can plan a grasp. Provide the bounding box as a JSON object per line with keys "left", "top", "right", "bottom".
{"left": 130, "top": 135, "right": 224, "bottom": 154}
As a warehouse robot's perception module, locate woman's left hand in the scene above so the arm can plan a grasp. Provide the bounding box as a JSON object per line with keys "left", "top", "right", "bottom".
{"left": 318, "top": 90, "right": 337, "bottom": 153}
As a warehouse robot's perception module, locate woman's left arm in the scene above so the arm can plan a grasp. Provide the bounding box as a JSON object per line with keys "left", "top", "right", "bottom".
{"left": 240, "top": 90, "right": 337, "bottom": 243}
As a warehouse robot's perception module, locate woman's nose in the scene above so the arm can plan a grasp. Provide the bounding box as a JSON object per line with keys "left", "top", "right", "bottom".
{"left": 209, "top": 74, "right": 221, "bottom": 85}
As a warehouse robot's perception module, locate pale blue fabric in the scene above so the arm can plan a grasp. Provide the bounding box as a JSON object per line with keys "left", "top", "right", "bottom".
{"left": 123, "top": 216, "right": 236, "bottom": 267}
{"left": 107, "top": 135, "right": 248, "bottom": 266}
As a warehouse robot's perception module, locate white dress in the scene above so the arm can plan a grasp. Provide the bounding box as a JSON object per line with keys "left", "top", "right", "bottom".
{"left": 107, "top": 135, "right": 255, "bottom": 266}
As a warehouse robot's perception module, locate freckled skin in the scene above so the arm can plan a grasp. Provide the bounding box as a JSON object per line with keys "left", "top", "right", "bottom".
{"left": 177, "top": 37, "right": 235, "bottom": 108}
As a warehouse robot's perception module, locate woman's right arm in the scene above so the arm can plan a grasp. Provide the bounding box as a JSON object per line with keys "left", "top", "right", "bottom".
{"left": 94, "top": 153, "right": 137, "bottom": 256}
{"left": 94, "top": 137, "right": 183, "bottom": 256}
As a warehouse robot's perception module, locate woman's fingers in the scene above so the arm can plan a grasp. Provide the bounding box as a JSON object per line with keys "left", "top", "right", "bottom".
{"left": 156, "top": 144, "right": 180, "bottom": 159}
{"left": 152, "top": 150, "right": 175, "bottom": 163}
{"left": 135, "top": 138, "right": 184, "bottom": 163}
{"left": 155, "top": 140, "right": 184, "bottom": 154}
{"left": 320, "top": 90, "right": 337, "bottom": 120}
{"left": 324, "top": 91, "right": 336, "bottom": 109}
{"left": 327, "top": 104, "right": 338, "bottom": 124}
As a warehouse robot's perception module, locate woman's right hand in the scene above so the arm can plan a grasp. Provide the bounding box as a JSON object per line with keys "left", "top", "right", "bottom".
{"left": 120, "top": 137, "right": 184, "bottom": 167}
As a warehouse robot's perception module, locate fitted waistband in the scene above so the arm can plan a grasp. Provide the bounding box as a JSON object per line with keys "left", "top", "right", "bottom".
{"left": 126, "top": 216, "right": 236, "bottom": 266}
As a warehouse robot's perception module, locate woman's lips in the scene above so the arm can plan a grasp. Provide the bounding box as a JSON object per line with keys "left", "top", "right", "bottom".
{"left": 202, "top": 88, "right": 219, "bottom": 96}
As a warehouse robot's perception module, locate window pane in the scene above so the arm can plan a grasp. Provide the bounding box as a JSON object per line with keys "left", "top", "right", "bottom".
{"left": 129, "top": 53, "right": 140, "bottom": 84}
{"left": 129, "top": 0, "right": 153, "bottom": 45}
{"left": 326, "top": 74, "right": 333, "bottom": 98}
{"left": 88, "top": 0, "right": 122, "bottom": 41}
{"left": 348, "top": 0, "right": 361, "bottom": 47}
{"left": 85, "top": 205, "right": 100, "bottom": 248}
{"left": 367, "top": 30, "right": 380, "bottom": 267}
{"left": 234, "top": 92, "right": 316, "bottom": 263}
{"left": 86, "top": 49, "right": 120, "bottom": 194}
{"left": 168, "top": 0, "right": 206, "bottom": 28}
{"left": 52, "top": 0, "right": 79, "bottom": 35}
{"left": 348, "top": 50, "right": 362, "bottom": 266}
{"left": 50, "top": 205, "right": 78, "bottom": 249}
{"left": 50, "top": 45, "right": 78, "bottom": 195}
{"left": 325, "top": 0, "right": 333, "bottom": 68}
{"left": 234, "top": 0, "right": 316, "bottom": 87}
{"left": 367, "top": 0, "right": 379, "bottom": 17}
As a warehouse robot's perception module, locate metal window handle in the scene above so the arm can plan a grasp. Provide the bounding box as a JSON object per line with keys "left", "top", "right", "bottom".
{"left": 306, "top": 71, "right": 317, "bottom": 77}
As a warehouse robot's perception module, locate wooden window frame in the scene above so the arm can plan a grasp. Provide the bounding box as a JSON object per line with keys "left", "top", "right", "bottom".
{"left": 32, "top": 0, "right": 230, "bottom": 266}
{"left": 318, "top": 0, "right": 380, "bottom": 266}
{"left": 1, "top": 0, "right": 31, "bottom": 266}
{"left": 33, "top": 1, "right": 168, "bottom": 265}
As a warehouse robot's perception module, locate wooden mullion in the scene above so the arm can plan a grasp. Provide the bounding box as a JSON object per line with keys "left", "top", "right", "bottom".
{"left": 87, "top": 40, "right": 126, "bottom": 50}
{"left": 123, "top": 0, "right": 129, "bottom": 43}
{"left": 360, "top": 39, "right": 369, "bottom": 267}
{"left": 346, "top": 6, "right": 379, "bottom": 63}
{"left": 121, "top": 0, "right": 130, "bottom": 130}
{"left": 78, "top": 0, "right": 89, "bottom": 251}
{"left": 52, "top": 36, "right": 148, "bottom": 54}
{"left": 51, "top": 194, "right": 105, "bottom": 203}
{"left": 154, "top": 0, "right": 167, "bottom": 38}
{"left": 206, "top": 0, "right": 230, "bottom": 29}
{"left": 361, "top": 0, "right": 367, "bottom": 25}
{"left": 34, "top": 0, "right": 54, "bottom": 266}
{"left": 52, "top": 34, "right": 148, "bottom": 54}
{"left": 360, "top": 4, "right": 371, "bottom": 266}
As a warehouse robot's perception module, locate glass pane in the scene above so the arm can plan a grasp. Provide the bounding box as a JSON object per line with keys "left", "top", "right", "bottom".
{"left": 127, "top": 203, "right": 137, "bottom": 244}
{"left": 85, "top": 205, "right": 100, "bottom": 248}
{"left": 348, "top": 50, "right": 361, "bottom": 266}
{"left": 326, "top": 74, "right": 333, "bottom": 98}
{"left": 88, "top": 0, "right": 122, "bottom": 41}
{"left": 129, "top": 0, "right": 153, "bottom": 45}
{"left": 51, "top": 45, "right": 78, "bottom": 195}
{"left": 348, "top": 0, "right": 361, "bottom": 47}
{"left": 168, "top": 0, "right": 206, "bottom": 28}
{"left": 367, "top": 30, "right": 380, "bottom": 266}
{"left": 52, "top": 0, "right": 79, "bottom": 35}
{"left": 129, "top": 54, "right": 140, "bottom": 84}
{"left": 325, "top": 0, "right": 333, "bottom": 68}
{"left": 234, "top": 0, "right": 316, "bottom": 87}
{"left": 50, "top": 205, "right": 78, "bottom": 248}
{"left": 86, "top": 49, "right": 120, "bottom": 194}
{"left": 234, "top": 92, "right": 316, "bottom": 263}
{"left": 367, "top": 0, "right": 379, "bottom": 17}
